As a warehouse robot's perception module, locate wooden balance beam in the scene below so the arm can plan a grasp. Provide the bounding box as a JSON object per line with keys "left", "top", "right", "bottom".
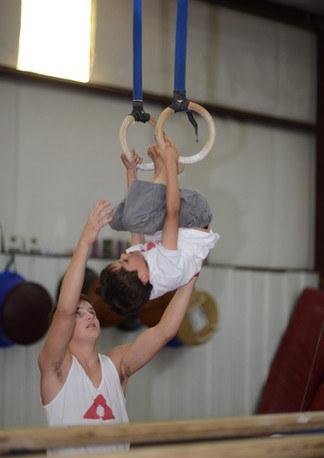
{"left": 1, "top": 412, "right": 324, "bottom": 457}
{"left": 11, "top": 434, "right": 324, "bottom": 458}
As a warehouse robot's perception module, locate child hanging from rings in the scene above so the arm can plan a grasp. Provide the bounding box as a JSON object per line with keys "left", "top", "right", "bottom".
{"left": 96, "top": 136, "right": 219, "bottom": 315}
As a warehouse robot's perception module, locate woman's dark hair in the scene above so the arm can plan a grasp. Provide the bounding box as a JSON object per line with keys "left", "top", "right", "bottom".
{"left": 96, "top": 264, "right": 153, "bottom": 316}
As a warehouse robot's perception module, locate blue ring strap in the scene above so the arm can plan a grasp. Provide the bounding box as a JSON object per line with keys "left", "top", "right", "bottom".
{"left": 174, "top": 0, "right": 188, "bottom": 93}
{"left": 133, "top": 0, "right": 143, "bottom": 102}
{"left": 172, "top": 0, "right": 198, "bottom": 141}
{"left": 132, "top": 0, "right": 150, "bottom": 122}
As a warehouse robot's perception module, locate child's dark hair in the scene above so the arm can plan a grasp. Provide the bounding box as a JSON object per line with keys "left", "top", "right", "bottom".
{"left": 96, "top": 264, "right": 153, "bottom": 316}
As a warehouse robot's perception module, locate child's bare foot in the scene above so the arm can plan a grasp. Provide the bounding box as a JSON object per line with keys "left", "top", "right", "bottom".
{"left": 148, "top": 145, "right": 167, "bottom": 184}
{"left": 147, "top": 145, "right": 163, "bottom": 174}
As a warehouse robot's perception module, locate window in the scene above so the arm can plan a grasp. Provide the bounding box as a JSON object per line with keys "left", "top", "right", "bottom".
{"left": 17, "top": 0, "right": 95, "bottom": 83}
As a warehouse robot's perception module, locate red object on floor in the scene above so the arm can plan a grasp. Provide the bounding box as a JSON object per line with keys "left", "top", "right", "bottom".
{"left": 257, "top": 288, "right": 324, "bottom": 413}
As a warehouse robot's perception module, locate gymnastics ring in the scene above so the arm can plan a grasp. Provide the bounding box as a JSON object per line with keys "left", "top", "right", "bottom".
{"left": 119, "top": 114, "right": 157, "bottom": 171}
{"left": 155, "top": 102, "right": 216, "bottom": 164}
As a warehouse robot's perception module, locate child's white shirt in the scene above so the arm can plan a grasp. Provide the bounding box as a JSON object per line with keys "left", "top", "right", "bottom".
{"left": 126, "top": 228, "right": 219, "bottom": 299}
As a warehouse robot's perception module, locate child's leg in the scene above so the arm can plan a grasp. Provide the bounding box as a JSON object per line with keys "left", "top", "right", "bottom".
{"left": 117, "top": 147, "right": 188, "bottom": 235}
{"left": 148, "top": 145, "right": 166, "bottom": 185}
{"left": 110, "top": 147, "right": 169, "bottom": 233}
{"left": 178, "top": 188, "right": 213, "bottom": 229}
{"left": 110, "top": 148, "right": 211, "bottom": 234}
{"left": 120, "top": 180, "right": 167, "bottom": 234}
{"left": 109, "top": 197, "right": 127, "bottom": 231}
{"left": 112, "top": 184, "right": 212, "bottom": 235}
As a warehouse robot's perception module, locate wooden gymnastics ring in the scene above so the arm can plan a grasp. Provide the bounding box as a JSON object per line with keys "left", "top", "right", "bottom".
{"left": 119, "top": 114, "right": 157, "bottom": 171}
{"left": 155, "top": 102, "right": 216, "bottom": 164}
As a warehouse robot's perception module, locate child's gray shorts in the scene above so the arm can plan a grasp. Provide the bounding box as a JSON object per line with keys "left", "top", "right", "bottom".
{"left": 110, "top": 180, "right": 213, "bottom": 235}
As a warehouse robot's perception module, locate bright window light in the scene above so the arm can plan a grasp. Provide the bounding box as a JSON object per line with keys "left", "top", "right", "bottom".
{"left": 17, "top": 0, "right": 95, "bottom": 83}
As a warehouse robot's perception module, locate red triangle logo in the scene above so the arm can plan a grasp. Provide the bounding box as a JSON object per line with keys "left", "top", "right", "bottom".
{"left": 83, "top": 394, "right": 115, "bottom": 420}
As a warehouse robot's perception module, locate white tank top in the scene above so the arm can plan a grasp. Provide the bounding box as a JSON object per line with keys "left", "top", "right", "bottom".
{"left": 43, "top": 353, "right": 129, "bottom": 455}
